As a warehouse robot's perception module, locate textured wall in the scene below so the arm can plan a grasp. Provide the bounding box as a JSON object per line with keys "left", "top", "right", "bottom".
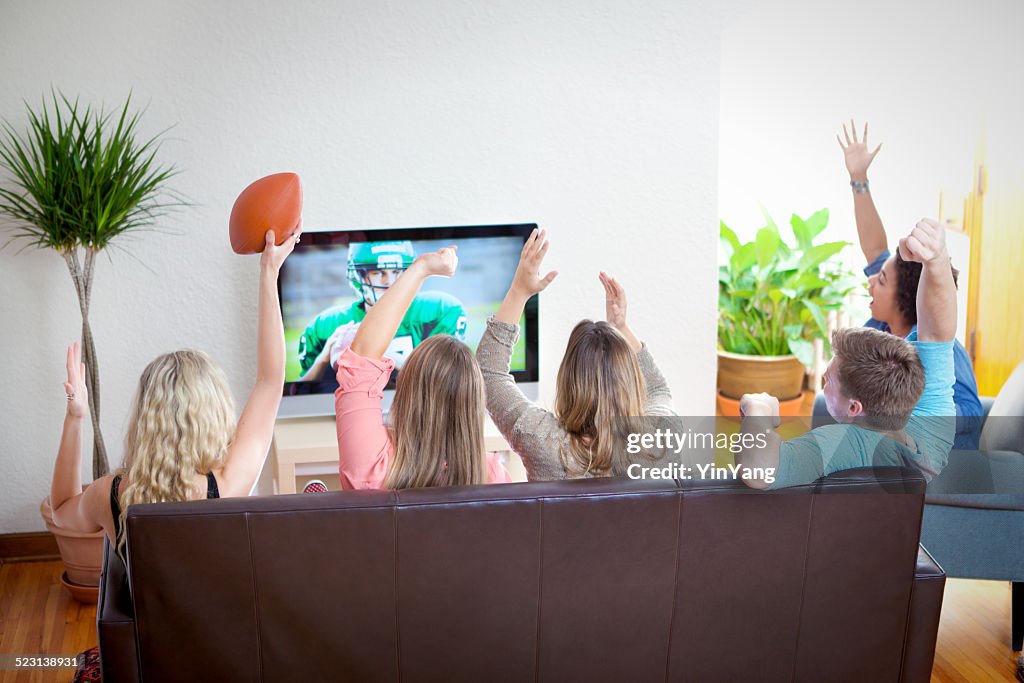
{"left": 0, "top": 0, "right": 740, "bottom": 532}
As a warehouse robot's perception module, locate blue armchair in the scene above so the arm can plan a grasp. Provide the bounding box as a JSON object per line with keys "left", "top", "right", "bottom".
{"left": 812, "top": 362, "right": 1024, "bottom": 651}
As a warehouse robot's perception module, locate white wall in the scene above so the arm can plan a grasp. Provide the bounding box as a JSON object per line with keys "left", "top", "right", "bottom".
{"left": 718, "top": 0, "right": 1024, "bottom": 329}
{"left": 0, "top": 0, "right": 741, "bottom": 532}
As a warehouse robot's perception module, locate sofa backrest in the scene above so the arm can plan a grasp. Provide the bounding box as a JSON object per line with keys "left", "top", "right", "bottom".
{"left": 124, "top": 469, "right": 927, "bottom": 682}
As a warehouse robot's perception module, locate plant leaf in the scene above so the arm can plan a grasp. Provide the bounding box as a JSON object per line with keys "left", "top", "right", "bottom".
{"left": 804, "top": 208, "right": 829, "bottom": 238}
{"left": 790, "top": 213, "right": 811, "bottom": 251}
{"left": 798, "top": 241, "right": 849, "bottom": 273}
{"left": 802, "top": 299, "right": 829, "bottom": 339}
{"left": 719, "top": 220, "right": 740, "bottom": 257}
{"left": 788, "top": 338, "right": 815, "bottom": 367}
{"left": 755, "top": 226, "right": 780, "bottom": 271}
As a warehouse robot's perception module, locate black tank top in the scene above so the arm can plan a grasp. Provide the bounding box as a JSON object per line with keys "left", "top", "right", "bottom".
{"left": 110, "top": 472, "right": 220, "bottom": 558}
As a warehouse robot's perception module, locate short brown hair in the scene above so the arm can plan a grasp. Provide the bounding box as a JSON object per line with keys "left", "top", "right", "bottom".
{"left": 831, "top": 327, "right": 925, "bottom": 431}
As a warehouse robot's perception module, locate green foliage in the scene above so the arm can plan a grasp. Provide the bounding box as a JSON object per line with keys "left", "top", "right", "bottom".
{"left": 0, "top": 91, "right": 183, "bottom": 252}
{"left": 718, "top": 209, "right": 859, "bottom": 366}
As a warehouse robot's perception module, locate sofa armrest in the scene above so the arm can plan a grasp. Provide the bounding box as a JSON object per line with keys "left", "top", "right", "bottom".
{"left": 97, "top": 538, "right": 140, "bottom": 683}
{"left": 901, "top": 545, "right": 945, "bottom": 683}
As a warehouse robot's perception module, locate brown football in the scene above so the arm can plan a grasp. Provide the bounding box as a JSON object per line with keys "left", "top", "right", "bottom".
{"left": 229, "top": 172, "right": 303, "bottom": 254}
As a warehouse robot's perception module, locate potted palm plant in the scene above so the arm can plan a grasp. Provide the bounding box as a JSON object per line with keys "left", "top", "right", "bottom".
{"left": 717, "top": 209, "right": 857, "bottom": 415}
{"left": 0, "top": 93, "right": 182, "bottom": 596}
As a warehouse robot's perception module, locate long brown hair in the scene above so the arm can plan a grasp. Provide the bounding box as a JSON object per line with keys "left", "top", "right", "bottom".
{"left": 554, "top": 320, "right": 647, "bottom": 476}
{"left": 383, "top": 335, "right": 488, "bottom": 489}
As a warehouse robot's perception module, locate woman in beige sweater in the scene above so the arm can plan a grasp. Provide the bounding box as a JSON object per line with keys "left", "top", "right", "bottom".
{"left": 476, "top": 229, "right": 676, "bottom": 481}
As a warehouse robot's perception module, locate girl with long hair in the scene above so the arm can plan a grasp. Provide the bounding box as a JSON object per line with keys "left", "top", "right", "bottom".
{"left": 476, "top": 229, "right": 675, "bottom": 480}
{"left": 49, "top": 230, "right": 298, "bottom": 556}
{"left": 334, "top": 245, "right": 511, "bottom": 489}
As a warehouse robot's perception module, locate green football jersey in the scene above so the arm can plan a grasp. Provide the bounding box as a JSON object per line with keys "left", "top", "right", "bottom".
{"left": 298, "top": 290, "right": 467, "bottom": 373}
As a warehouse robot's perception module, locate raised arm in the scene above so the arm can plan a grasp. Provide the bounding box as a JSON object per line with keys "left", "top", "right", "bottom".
{"left": 599, "top": 272, "right": 641, "bottom": 352}
{"left": 218, "top": 230, "right": 299, "bottom": 497}
{"left": 49, "top": 342, "right": 111, "bottom": 532}
{"left": 735, "top": 392, "right": 783, "bottom": 489}
{"left": 350, "top": 247, "right": 458, "bottom": 360}
{"left": 899, "top": 218, "right": 957, "bottom": 343}
{"left": 838, "top": 120, "right": 887, "bottom": 263}
{"left": 600, "top": 271, "right": 674, "bottom": 413}
{"left": 494, "top": 228, "right": 558, "bottom": 326}
{"left": 479, "top": 229, "right": 559, "bottom": 449}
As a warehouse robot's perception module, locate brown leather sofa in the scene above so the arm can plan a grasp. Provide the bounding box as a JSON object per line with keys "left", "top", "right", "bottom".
{"left": 98, "top": 468, "right": 945, "bottom": 682}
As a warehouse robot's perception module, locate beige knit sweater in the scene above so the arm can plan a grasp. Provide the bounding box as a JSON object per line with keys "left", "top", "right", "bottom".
{"left": 476, "top": 317, "right": 677, "bottom": 481}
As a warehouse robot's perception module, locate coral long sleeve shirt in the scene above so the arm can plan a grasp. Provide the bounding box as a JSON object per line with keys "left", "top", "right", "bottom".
{"left": 334, "top": 347, "right": 511, "bottom": 489}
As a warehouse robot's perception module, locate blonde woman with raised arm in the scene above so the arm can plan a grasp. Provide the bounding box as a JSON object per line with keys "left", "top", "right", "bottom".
{"left": 476, "top": 229, "right": 676, "bottom": 480}
{"left": 49, "top": 230, "right": 298, "bottom": 557}
{"left": 334, "top": 245, "right": 511, "bottom": 489}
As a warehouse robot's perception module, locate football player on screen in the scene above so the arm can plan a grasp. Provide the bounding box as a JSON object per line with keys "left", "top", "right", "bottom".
{"left": 298, "top": 240, "right": 468, "bottom": 380}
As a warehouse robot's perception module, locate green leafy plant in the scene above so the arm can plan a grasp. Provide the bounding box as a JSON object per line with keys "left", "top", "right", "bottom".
{"left": 0, "top": 92, "right": 184, "bottom": 478}
{"left": 718, "top": 209, "right": 859, "bottom": 367}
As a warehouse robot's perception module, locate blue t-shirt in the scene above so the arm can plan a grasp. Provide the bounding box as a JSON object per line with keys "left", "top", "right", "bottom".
{"left": 863, "top": 250, "right": 982, "bottom": 449}
{"left": 770, "top": 338, "right": 956, "bottom": 488}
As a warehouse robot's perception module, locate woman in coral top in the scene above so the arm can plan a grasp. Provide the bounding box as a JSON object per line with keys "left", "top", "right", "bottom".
{"left": 334, "top": 245, "right": 511, "bottom": 489}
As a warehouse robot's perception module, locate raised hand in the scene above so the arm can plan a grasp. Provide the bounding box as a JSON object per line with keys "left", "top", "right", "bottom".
{"left": 898, "top": 218, "right": 949, "bottom": 264}
{"left": 260, "top": 228, "right": 301, "bottom": 271}
{"left": 511, "top": 229, "right": 558, "bottom": 297}
{"left": 64, "top": 342, "right": 88, "bottom": 419}
{"left": 837, "top": 119, "right": 882, "bottom": 180}
{"left": 599, "top": 271, "right": 628, "bottom": 331}
{"left": 416, "top": 246, "right": 459, "bottom": 278}
{"left": 739, "top": 392, "right": 781, "bottom": 427}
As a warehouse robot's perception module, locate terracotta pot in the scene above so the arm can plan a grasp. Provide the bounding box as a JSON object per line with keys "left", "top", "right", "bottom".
{"left": 717, "top": 391, "right": 807, "bottom": 418}
{"left": 60, "top": 571, "right": 99, "bottom": 604}
{"left": 717, "top": 350, "right": 805, "bottom": 401}
{"left": 39, "top": 496, "right": 104, "bottom": 592}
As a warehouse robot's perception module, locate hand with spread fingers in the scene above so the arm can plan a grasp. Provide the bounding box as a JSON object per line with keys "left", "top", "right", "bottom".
{"left": 511, "top": 228, "right": 558, "bottom": 297}
{"left": 837, "top": 119, "right": 882, "bottom": 181}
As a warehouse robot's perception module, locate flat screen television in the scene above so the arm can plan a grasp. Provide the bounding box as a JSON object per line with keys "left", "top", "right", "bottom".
{"left": 277, "top": 223, "right": 540, "bottom": 417}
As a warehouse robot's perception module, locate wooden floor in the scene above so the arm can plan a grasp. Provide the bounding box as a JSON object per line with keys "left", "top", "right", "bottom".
{"left": 0, "top": 560, "right": 1019, "bottom": 682}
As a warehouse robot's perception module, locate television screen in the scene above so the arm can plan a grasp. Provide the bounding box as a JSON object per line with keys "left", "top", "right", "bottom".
{"left": 279, "top": 224, "right": 539, "bottom": 396}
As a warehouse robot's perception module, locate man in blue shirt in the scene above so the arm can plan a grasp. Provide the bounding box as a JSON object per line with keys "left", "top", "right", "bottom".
{"left": 737, "top": 218, "right": 958, "bottom": 488}
{"left": 828, "top": 121, "right": 983, "bottom": 450}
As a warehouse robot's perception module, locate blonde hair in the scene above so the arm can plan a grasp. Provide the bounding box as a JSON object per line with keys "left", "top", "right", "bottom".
{"left": 554, "top": 320, "right": 648, "bottom": 476}
{"left": 116, "top": 350, "right": 236, "bottom": 554}
{"left": 383, "top": 335, "right": 487, "bottom": 489}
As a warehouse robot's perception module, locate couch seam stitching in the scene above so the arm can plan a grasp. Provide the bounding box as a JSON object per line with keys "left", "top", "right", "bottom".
{"left": 394, "top": 504, "right": 402, "bottom": 683}
{"left": 245, "top": 512, "right": 265, "bottom": 681}
{"left": 663, "top": 490, "right": 684, "bottom": 682}
{"left": 789, "top": 493, "right": 815, "bottom": 682}
{"left": 533, "top": 499, "right": 544, "bottom": 683}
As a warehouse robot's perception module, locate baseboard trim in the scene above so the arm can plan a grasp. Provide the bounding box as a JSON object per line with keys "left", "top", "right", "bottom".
{"left": 0, "top": 531, "right": 60, "bottom": 563}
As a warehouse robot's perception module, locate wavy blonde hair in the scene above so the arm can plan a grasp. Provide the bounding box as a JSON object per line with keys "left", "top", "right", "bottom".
{"left": 554, "top": 320, "right": 648, "bottom": 477}
{"left": 116, "top": 350, "right": 236, "bottom": 554}
{"left": 383, "top": 335, "right": 487, "bottom": 489}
